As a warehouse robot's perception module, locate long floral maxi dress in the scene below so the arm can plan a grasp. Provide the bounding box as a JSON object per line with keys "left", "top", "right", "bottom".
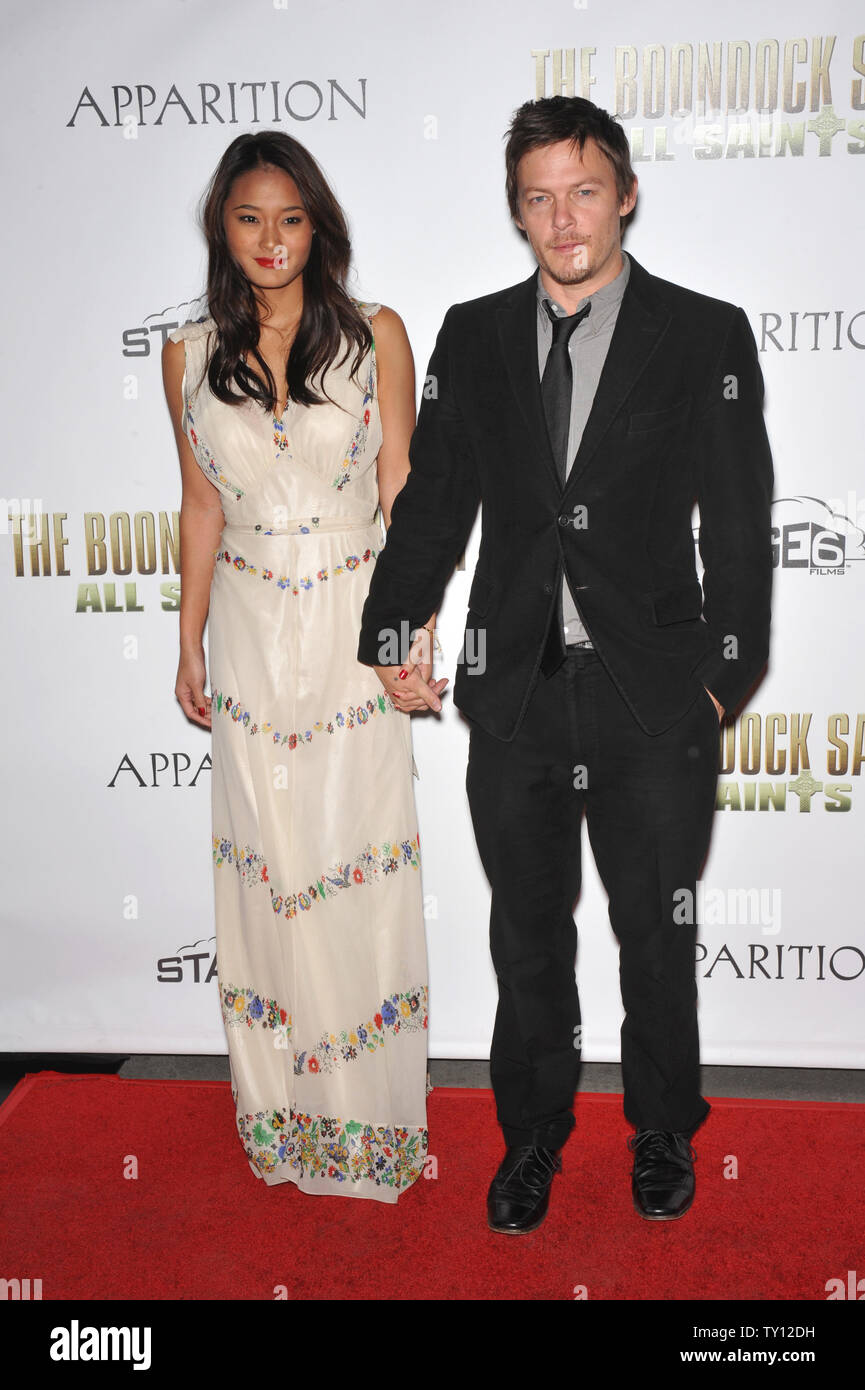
{"left": 169, "top": 304, "right": 429, "bottom": 1201}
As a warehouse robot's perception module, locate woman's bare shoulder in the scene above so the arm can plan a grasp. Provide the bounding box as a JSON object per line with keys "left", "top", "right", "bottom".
{"left": 366, "top": 303, "right": 410, "bottom": 347}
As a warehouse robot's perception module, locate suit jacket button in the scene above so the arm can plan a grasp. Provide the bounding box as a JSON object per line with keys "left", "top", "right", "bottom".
{"left": 558, "top": 515, "right": 570, "bottom": 527}
{"left": 543, "top": 583, "right": 553, "bottom": 595}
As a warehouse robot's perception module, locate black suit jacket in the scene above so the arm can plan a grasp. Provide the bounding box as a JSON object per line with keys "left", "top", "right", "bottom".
{"left": 357, "top": 251, "right": 774, "bottom": 740}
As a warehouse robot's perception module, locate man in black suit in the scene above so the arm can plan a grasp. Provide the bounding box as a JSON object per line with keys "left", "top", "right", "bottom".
{"left": 357, "top": 96, "right": 773, "bottom": 1232}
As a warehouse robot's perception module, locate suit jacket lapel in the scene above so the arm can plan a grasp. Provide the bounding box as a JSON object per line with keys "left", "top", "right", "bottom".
{"left": 562, "top": 253, "right": 671, "bottom": 496}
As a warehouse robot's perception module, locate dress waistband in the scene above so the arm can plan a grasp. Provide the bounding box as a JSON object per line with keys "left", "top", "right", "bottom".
{"left": 222, "top": 515, "right": 378, "bottom": 536}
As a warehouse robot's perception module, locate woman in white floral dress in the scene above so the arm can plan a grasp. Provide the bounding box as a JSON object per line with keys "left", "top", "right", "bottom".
{"left": 163, "top": 132, "right": 441, "bottom": 1201}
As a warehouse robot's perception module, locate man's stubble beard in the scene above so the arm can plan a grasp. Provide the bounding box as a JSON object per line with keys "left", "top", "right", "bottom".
{"left": 538, "top": 234, "right": 621, "bottom": 289}
{"left": 538, "top": 250, "right": 595, "bottom": 287}
{"left": 542, "top": 261, "right": 593, "bottom": 287}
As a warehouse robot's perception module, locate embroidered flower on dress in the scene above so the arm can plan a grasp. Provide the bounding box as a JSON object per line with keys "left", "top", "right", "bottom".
{"left": 211, "top": 836, "right": 268, "bottom": 888}
{"left": 332, "top": 350, "right": 377, "bottom": 491}
{"left": 185, "top": 402, "right": 244, "bottom": 500}
{"left": 211, "top": 689, "right": 390, "bottom": 750}
{"left": 237, "top": 1104, "right": 428, "bottom": 1189}
{"left": 221, "top": 984, "right": 292, "bottom": 1035}
{"left": 218, "top": 546, "right": 377, "bottom": 591}
{"left": 212, "top": 831, "right": 421, "bottom": 922}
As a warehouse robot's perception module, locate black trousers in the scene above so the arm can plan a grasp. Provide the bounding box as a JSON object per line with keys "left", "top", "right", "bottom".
{"left": 465, "top": 646, "right": 719, "bottom": 1150}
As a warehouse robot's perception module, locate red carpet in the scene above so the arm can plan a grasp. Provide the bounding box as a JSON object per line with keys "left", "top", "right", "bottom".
{"left": 1, "top": 1072, "right": 863, "bottom": 1301}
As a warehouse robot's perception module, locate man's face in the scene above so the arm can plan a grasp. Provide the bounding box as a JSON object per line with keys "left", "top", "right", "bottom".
{"left": 514, "top": 137, "right": 637, "bottom": 290}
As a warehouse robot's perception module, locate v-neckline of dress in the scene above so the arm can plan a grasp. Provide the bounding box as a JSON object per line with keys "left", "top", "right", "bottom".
{"left": 239, "top": 349, "right": 290, "bottom": 428}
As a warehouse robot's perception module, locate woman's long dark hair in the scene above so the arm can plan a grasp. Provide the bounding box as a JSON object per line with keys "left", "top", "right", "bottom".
{"left": 198, "top": 130, "right": 371, "bottom": 410}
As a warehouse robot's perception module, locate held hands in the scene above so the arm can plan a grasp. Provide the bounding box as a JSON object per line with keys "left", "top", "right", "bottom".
{"left": 374, "top": 625, "right": 448, "bottom": 715}
{"left": 176, "top": 646, "right": 212, "bottom": 728}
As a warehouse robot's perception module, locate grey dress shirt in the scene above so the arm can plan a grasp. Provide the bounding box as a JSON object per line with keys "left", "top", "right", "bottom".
{"left": 536, "top": 249, "right": 631, "bottom": 646}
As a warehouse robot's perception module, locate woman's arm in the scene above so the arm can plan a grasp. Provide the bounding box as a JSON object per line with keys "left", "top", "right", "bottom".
{"left": 372, "top": 305, "right": 444, "bottom": 713}
{"left": 373, "top": 305, "right": 416, "bottom": 530}
{"left": 162, "top": 336, "right": 225, "bottom": 728}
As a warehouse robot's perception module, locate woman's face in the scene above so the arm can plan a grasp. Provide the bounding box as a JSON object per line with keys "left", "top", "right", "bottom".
{"left": 223, "top": 164, "right": 315, "bottom": 293}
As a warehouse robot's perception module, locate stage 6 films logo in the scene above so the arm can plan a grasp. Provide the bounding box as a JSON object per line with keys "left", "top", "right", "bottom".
{"left": 771, "top": 496, "right": 865, "bottom": 575}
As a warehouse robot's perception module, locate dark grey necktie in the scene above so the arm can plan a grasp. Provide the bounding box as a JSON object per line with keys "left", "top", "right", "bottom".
{"left": 541, "top": 299, "right": 591, "bottom": 485}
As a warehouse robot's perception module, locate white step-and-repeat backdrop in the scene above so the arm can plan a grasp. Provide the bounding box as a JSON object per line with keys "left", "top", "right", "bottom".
{"left": 1, "top": 0, "right": 862, "bottom": 1064}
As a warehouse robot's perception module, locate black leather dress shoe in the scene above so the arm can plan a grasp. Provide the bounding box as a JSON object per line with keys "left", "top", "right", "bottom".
{"left": 487, "top": 1145, "right": 562, "bottom": 1234}
{"left": 628, "top": 1129, "right": 696, "bottom": 1220}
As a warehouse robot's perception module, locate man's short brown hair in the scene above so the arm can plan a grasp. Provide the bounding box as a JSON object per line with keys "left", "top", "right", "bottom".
{"left": 505, "top": 96, "right": 637, "bottom": 233}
